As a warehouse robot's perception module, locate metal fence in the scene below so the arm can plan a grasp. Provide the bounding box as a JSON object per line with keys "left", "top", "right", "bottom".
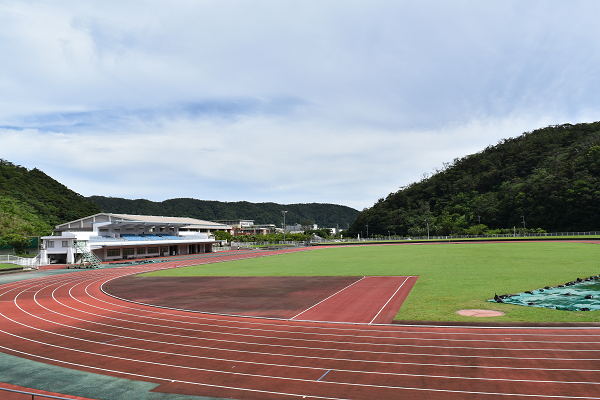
{"left": 311, "top": 231, "right": 600, "bottom": 244}
{"left": 0, "top": 386, "right": 74, "bottom": 399}
{"left": 0, "top": 254, "right": 42, "bottom": 269}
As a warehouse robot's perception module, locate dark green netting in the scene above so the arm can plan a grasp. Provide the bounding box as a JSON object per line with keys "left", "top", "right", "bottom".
{"left": 488, "top": 277, "right": 600, "bottom": 311}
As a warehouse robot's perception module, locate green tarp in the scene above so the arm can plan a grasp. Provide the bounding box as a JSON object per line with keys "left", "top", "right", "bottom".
{"left": 489, "top": 277, "right": 600, "bottom": 311}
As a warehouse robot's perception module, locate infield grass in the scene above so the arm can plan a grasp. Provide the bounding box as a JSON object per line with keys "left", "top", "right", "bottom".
{"left": 142, "top": 242, "right": 600, "bottom": 322}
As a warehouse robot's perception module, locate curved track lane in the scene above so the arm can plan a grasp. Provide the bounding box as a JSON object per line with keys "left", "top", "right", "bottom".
{"left": 1, "top": 250, "right": 600, "bottom": 399}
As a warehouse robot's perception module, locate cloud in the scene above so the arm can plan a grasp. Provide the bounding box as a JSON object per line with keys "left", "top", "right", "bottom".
{"left": 1, "top": 0, "right": 600, "bottom": 211}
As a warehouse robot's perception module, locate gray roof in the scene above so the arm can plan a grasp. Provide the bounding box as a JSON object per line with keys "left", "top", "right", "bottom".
{"left": 55, "top": 213, "right": 231, "bottom": 230}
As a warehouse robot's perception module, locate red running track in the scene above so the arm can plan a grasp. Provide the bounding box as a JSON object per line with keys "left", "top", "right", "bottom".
{"left": 1, "top": 248, "right": 600, "bottom": 399}
{"left": 291, "top": 276, "right": 418, "bottom": 324}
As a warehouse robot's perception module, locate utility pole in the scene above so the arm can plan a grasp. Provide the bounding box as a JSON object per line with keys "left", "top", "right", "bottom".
{"left": 366, "top": 224, "right": 368, "bottom": 239}
{"left": 521, "top": 215, "right": 526, "bottom": 229}
{"left": 424, "top": 219, "right": 429, "bottom": 240}
{"left": 282, "top": 211, "right": 288, "bottom": 242}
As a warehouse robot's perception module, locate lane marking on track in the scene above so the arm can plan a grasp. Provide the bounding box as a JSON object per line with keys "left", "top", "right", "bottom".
{"left": 369, "top": 276, "right": 412, "bottom": 325}
{"left": 290, "top": 276, "right": 366, "bottom": 320}
{"left": 317, "top": 370, "right": 331, "bottom": 381}
{"left": 4, "top": 252, "right": 600, "bottom": 399}
{"left": 2, "top": 276, "right": 596, "bottom": 376}
{"left": 1, "top": 340, "right": 599, "bottom": 400}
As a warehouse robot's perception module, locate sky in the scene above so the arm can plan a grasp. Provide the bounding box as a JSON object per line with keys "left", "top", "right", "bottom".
{"left": 1, "top": 0, "right": 599, "bottom": 211}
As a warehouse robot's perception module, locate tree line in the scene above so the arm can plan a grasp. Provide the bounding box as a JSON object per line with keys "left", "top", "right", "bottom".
{"left": 348, "top": 122, "right": 600, "bottom": 237}
{"left": 89, "top": 196, "right": 359, "bottom": 229}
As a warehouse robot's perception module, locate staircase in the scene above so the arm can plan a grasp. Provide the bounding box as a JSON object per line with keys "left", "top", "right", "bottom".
{"left": 73, "top": 241, "right": 103, "bottom": 269}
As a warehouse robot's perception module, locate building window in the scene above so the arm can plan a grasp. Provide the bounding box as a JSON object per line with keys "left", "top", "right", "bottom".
{"left": 47, "top": 241, "right": 54, "bottom": 248}
{"left": 107, "top": 249, "right": 120, "bottom": 257}
{"left": 62, "top": 241, "right": 68, "bottom": 247}
{"left": 160, "top": 246, "right": 168, "bottom": 253}
{"left": 137, "top": 247, "right": 146, "bottom": 255}
{"left": 123, "top": 248, "right": 134, "bottom": 256}
{"left": 147, "top": 246, "right": 159, "bottom": 254}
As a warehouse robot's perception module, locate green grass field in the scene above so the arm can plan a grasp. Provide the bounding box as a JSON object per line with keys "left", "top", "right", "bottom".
{"left": 0, "top": 263, "right": 20, "bottom": 270}
{"left": 142, "top": 242, "right": 600, "bottom": 322}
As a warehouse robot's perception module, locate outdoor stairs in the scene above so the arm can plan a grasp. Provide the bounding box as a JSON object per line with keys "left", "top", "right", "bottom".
{"left": 73, "top": 241, "right": 103, "bottom": 269}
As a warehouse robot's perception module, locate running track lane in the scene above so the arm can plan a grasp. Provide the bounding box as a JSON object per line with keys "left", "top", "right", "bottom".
{"left": 0, "top": 250, "right": 600, "bottom": 399}
{"left": 291, "top": 276, "right": 418, "bottom": 324}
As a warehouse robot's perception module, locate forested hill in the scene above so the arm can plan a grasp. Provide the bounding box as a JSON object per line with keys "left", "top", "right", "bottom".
{"left": 89, "top": 196, "right": 359, "bottom": 228}
{"left": 0, "top": 159, "right": 101, "bottom": 237}
{"left": 348, "top": 122, "right": 600, "bottom": 237}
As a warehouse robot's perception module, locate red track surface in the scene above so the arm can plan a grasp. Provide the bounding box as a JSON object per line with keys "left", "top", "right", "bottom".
{"left": 1, "top": 248, "right": 600, "bottom": 399}
{"left": 291, "top": 276, "right": 418, "bottom": 324}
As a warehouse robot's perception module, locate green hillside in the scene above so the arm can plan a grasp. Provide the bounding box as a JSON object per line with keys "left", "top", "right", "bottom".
{"left": 0, "top": 159, "right": 101, "bottom": 237}
{"left": 89, "top": 196, "right": 359, "bottom": 229}
{"left": 349, "top": 121, "right": 600, "bottom": 237}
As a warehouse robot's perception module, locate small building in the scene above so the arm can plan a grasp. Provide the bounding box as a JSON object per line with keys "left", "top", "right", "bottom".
{"left": 214, "top": 219, "right": 276, "bottom": 236}
{"left": 40, "top": 213, "right": 232, "bottom": 264}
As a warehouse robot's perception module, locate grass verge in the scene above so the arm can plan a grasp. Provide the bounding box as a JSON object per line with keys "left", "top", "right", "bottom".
{"left": 0, "top": 263, "right": 21, "bottom": 270}
{"left": 141, "top": 242, "right": 600, "bottom": 323}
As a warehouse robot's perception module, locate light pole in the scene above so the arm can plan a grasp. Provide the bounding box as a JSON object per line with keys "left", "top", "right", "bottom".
{"left": 521, "top": 215, "right": 526, "bottom": 231}
{"left": 424, "top": 219, "right": 429, "bottom": 240}
{"left": 366, "top": 224, "right": 369, "bottom": 239}
{"left": 282, "top": 211, "right": 288, "bottom": 242}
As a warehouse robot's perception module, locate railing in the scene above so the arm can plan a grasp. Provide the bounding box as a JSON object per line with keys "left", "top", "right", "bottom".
{"left": 311, "top": 231, "right": 600, "bottom": 244}
{"left": 0, "top": 254, "right": 41, "bottom": 269}
{"left": 231, "top": 241, "right": 308, "bottom": 249}
{"left": 0, "top": 386, "right": 75, "bottom": 399}
{"left": 212, "top": 246, "right": 232, "bottom": 252}
{"left": 73, "top": 242, "right": 103, "bottom": 269}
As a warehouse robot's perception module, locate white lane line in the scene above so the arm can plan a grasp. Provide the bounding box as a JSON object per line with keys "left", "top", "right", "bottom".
{"left": 0, "top": 339, "right": 599, "bottom": 400}
{"left": 76, "top": 265, "right": 600, "bottom": 337}
{"left": 13, "top": 278, "right": 600, "bottom": 372}
{"left": 0, "top": 342, "right": 346, "bottom": 400}
{"left": 290, "top": 276, "right": 366, "bottom": 320}
{"left": 10, "top": 268, "right": 600, "bottom": 352}
{"left": 26, "top": 274, "right": 600, "bottom": 358}
{"left": 6, "top": 302, "right": 600, "bottom": 386}
{"left": 20, "top": 285, "right": 600, "bottom": 371}
{"left": 93, "top": 274, "right": 600, "bottom": 336}
{"left": 369, "top": 276, "right": 411, "bottom": 325}
{"left": 60, "top": 284, "right": 600, "bottom": 351}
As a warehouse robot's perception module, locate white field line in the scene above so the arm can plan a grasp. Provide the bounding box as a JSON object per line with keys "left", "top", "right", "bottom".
{"left": 290, "top": 276, "right": 366, "bottom": 320}
{"left": 369, "top": 276, "right": 412, "bottom": 325}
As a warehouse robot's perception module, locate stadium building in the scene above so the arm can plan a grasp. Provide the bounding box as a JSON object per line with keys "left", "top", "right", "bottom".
{"left": 40, "top": 213, "right": 233, "bottom": 264}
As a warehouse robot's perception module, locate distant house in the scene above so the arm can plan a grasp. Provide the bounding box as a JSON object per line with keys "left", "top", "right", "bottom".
{"left": 40, "top": 213, "right": 232, "bottom": 264}
{"left": 214, "top": 219, "right": 276, "bottom": 236}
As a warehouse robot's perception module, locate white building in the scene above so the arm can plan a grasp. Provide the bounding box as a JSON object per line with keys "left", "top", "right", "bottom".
{"left": 40, "top": 213, "right": 232, "bottom": 264}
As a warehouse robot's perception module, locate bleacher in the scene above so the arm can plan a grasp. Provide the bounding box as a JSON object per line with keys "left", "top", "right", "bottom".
{"left": 121, "top": 234, "right": 149, "bottom": 241}
{"left": 179, "top": 235, "right": 208, "bottom": 240}
{"left": 158, "top": 235, "right": 181, "bottom": 240}
{"left": 89, "top": 236, "right": 123, "bottom": 242}
{"left": 140, "top": 235, "right": 167, "bottom": 241}
{"left": 103, "top": 234, "right": 208, "bottom": 242}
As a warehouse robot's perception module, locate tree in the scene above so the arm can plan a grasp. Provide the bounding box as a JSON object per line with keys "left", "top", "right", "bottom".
{"left": 212, "top": 231, "right": 233, "bottom": 242}
{"left": 301, "top": 219, "right": 315, "bottom": 232}
{"left": 0, "top": 234, "right": 32, "bottom": 254}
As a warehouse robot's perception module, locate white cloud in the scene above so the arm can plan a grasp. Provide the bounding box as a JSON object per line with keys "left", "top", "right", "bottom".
{"left": 1, "top": 0, "right": 600, "bottom": 210}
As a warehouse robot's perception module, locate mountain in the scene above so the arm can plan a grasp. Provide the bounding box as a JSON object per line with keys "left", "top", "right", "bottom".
{"left": 89, "top": 196, "right": 359, "bottom": 229}
{"left": 0, "top": 159, "right": 102, "bottom": 237}
{"left": 348, "top": 121, "right": 600, "bottom": 237}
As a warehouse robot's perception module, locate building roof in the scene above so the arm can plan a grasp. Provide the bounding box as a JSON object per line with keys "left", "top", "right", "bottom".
{"left": 54, "top": 213, "right": 231, "bottom": 231}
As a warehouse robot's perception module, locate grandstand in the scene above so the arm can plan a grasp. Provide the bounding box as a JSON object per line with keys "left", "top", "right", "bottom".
{"left": 40, "top": 213, "right": 233, "bottom": 264}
